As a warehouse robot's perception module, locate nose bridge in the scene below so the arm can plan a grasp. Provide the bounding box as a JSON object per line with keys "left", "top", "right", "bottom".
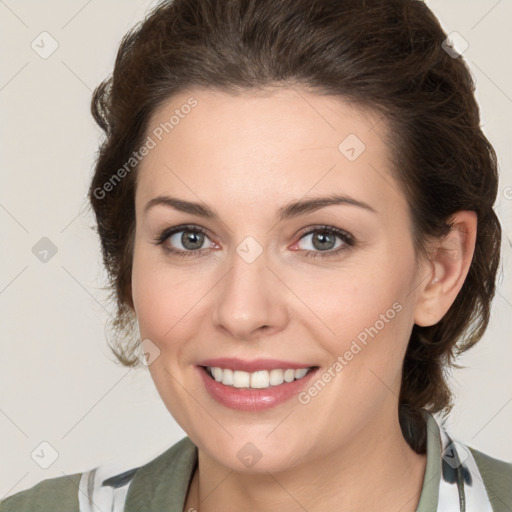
{"left": 212, "top": 237, "right": 287, "bottom": 339}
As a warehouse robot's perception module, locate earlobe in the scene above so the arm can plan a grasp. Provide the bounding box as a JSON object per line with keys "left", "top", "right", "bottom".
{"left": 414, "top": 211, "right": 477, "bottom": 327}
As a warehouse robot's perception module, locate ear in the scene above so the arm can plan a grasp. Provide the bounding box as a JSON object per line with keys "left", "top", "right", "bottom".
{"left": 414, "top": 211, "right": 477, "bottom": 327}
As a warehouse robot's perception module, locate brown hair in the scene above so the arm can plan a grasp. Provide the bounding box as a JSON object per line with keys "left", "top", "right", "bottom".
{"left": 89, "top": 0, "right": 501, "bottom": 452}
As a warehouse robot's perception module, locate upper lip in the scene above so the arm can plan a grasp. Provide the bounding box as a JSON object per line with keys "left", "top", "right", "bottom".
{"left": 197, "top": 357, "right": 316, "bottom": 372}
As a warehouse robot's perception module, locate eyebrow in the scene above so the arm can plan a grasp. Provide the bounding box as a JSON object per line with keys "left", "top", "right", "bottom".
{"left": 144, "top": 194, "right": 377, "bottom": 221}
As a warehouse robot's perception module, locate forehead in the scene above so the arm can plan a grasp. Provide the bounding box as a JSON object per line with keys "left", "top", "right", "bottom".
{"left": 136, "top": 87, "right": 403, "bottom": 215}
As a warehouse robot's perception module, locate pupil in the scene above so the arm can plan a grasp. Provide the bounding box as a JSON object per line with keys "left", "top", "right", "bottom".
{"left": 182, "top": 230, "right": 203, "bottom": 250}
{"left": 313, "top": 231, "right": 334, "bottom": 251}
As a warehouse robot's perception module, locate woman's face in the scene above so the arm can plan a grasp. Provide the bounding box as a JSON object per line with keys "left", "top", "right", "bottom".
{"left": 131, "top": 87, "right": 431, "bottom": 472}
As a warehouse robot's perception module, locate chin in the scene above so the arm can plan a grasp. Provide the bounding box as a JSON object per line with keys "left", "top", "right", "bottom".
{"left": 196, "top": 431, "right": 309, "bottom": 474}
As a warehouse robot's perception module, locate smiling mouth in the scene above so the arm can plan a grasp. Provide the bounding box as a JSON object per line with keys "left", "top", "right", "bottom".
{"left": 202, "top": 365, "right": 317, "bottom": 390}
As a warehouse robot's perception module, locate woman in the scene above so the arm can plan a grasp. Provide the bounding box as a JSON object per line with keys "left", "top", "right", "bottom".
{"left": 2, "top": 0, "right": 510, "bottom": 510}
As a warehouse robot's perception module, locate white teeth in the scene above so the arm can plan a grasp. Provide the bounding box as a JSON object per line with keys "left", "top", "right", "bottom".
{"left": 206, "top": 366, "right": 312, "bottom": 389}
{"left": 250, "top": 370, "right": 269, "bottom": 389}
{"left": 233, "top": 370, "right": 250, "bottom": 388}
{"left": 221, "top": 368, "right": 233, "bottom": 385}
{"left": 284, "top": 369, "right": 295, "bottom": 382}
{"left": 212, "top": 367, "right": 223, "bottom": 382}
{"left": 294, "top": 368, "right": 308, "bottom": 379}
{"left": 269, "top": 369, "right": 284, "bottom": 386}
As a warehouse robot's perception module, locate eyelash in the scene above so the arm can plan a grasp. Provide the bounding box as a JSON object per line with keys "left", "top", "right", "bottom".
{"left": 153, "top": 224, "right": 355, "bottom": 259}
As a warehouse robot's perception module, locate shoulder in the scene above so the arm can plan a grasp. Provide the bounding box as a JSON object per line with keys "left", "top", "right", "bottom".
{"left": 0, "top": 473, "right": 82, "bottom": 512}
{"left": 0, "top": 437, "right": 197, "bottom": 512}
{"left": 469, "top": 446, "right": 512, "bottom": 512}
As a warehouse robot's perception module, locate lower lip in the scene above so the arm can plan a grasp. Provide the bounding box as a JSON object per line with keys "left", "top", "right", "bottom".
{"left": 198, "top": 366, "right": 318, "bottom": 411}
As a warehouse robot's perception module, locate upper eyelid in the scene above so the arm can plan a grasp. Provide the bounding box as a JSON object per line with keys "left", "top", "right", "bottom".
{"left": 297, "top": 225, "right": 352, "bottom": 239}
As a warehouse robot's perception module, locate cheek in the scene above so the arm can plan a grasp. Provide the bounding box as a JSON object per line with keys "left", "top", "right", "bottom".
{"left": 131, "top": 242, "right": 182, "bottom": 342}
{"left": 288, "top": 254, "right": 416, "bottom": 373}
{"left": 131, "top": 246, "right": 207, "bottom": 426}
{"left": 131, "top": 243, "right": 215, "bottom": 352}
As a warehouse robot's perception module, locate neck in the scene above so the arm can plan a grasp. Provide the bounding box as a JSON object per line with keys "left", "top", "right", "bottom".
{"left": 184, "top": 408, "right": 427, "bottom": 512}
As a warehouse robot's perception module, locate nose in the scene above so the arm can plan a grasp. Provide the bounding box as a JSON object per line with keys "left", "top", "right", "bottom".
{"left": 211, "top": 245, "right": 289, "bottom": 341}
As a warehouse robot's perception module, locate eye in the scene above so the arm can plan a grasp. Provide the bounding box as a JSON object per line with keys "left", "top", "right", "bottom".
{"left": 293, "top": 226, "right": 354, "bottom": 258}
{"left": 153, "top": 224, "right": 354, "bottom": 259}
{"left": 154, "top": 225, "right": 216, "bottom": 257}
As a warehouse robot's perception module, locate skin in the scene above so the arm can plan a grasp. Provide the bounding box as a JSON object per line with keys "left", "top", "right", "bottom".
{"left": 130, "top": 87, "right": 477, "bottom": 512}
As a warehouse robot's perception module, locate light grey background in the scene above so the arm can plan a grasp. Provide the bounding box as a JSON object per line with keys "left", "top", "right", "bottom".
{"left": 1, "top": 0, "right": 511, "bottom": 498}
